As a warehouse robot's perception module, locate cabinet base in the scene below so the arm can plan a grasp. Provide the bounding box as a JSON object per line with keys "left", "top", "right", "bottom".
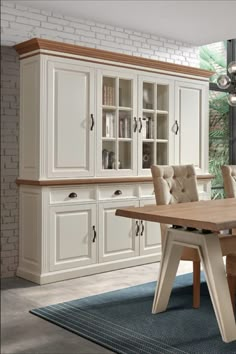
{"left": 17, "top": 253, "right": 161, "bottom": 285}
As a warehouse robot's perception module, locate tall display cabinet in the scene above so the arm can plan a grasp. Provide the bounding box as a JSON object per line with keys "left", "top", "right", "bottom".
{"left": 15, "top": 39, "right": 213, "bottom": 284}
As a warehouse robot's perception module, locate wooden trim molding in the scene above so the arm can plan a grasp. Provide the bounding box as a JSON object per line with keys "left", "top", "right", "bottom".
{"left": 14, "top": 38, "right": 213, "bottom": 79}
{"left": 16, "top": 174, "right": 214, "bottom": 186}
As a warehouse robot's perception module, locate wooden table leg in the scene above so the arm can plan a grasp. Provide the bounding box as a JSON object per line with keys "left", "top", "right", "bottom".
{"left": 152, "top": 228, "right": 236, "bottom": 343}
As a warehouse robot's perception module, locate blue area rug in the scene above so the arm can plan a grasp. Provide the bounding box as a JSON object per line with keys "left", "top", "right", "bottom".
{"left": 30, "top": 273, "right": 236, "bottom": 354}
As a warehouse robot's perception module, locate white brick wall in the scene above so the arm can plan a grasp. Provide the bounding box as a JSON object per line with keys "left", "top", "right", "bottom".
{"left": 0, "top": 1, "right": 200, "bottom": 278}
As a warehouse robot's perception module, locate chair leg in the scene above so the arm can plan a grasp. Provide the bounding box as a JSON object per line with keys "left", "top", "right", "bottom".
{"left": 227, "top": 275, "right": 236, "bottom": 312}
{"left": 193, "top": 261, "right": 201, "bottom": 309}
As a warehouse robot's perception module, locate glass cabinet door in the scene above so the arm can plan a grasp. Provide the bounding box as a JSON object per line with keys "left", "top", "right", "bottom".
{"left": 97, "top": 70, "right": 137, "bottom": 176}
{"left": 138, "top": 77, "right": 173, "bottom": 175}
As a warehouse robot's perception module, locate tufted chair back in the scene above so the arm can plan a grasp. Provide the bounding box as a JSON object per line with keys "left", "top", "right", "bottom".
{"left": 151, "top": 164, "right": 199, "bottom": 206}
{"left": 221, "top": 165, "right": 236, "bottom": 198}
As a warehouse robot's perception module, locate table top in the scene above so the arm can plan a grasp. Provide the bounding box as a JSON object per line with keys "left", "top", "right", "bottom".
{"left": 116, "top": 198, "right": 236, "bottom": 232}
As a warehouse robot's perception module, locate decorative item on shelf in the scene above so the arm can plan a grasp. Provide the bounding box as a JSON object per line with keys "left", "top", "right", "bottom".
{"left": 119, "top": 117, "right": 129, "bottom": 138}
{"left": 102, "top": 149, "right": 109, "bottom": 169}
{"left": 143, "top": 87, "right": 153, "bottom": 110}
{"left": 216, "top": 61, "right": 236, "bottom": 107}
{"left": 142, "top": 143, "right": 152, "bottom": 169}
{"left": 108, "top": 151, "right": 115, "bottom": 169}
{"left": 146, "top": 117, "right": 154, "bottom": 139}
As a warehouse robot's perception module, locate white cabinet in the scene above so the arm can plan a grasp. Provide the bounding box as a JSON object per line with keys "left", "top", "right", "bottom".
{"left": 16, "top": 38, "right": 212, "bottom": 285}
{"left": 47, "top": 59, "right": 95, "bottom": 178}
{"left": 49, "top": 203, "right": 97, "bottom": 271}
{"left": 98, "top": 200, "right": 139, "bottom": 263}
{"left": 174, "top": 80, "right": 209, "bottom": 174}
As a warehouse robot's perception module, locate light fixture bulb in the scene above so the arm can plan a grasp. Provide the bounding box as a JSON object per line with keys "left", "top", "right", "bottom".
{"left": 227, "top": 92, "right": 236, "bottom": 107}
{"left": 228, "top": 61, "right": 236, "bottom": 75}
{"left": 216, "top": 74, "right": 231, "bottom": 89}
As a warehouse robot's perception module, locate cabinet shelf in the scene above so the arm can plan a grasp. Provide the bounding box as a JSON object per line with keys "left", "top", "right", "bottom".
{"left": 156, "top": 139, "right": 168, "bottom": 143}
{"left": 118, "top": 138, "right": 132, "bottom": 141}
{"left": 157, "top": 110, "right": 168, "bottom": 115}
{"left": 102, "top": 105, "right": 116, "bottom": 110}
{"left": 102, "top": 137, "right": 116, "bottom": 141}
{"left": 118, "top": 106, "right": 133, "bottom": 111}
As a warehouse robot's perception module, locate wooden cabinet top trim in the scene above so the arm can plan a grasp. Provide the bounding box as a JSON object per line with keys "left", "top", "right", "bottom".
{"left": 16, "top": 175, "right": 214, "bottom": 186}
{"left": 14, "top": 38, "right": 213, "bottom": 79}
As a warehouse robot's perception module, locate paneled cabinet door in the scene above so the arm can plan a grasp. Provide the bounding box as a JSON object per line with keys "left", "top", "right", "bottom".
{"left": 174, "top": 80, "right": 208, "bottom": 174}
{"left": 96, "top": 69, "right": 138, "bottom": 176}
{"left": 49, "top": 204, "right": 97, "bottom": 271}
{"left": 139, "top": 199, "right": 162, "bottom": 256}
{"left": 47, "top": 58, "right": 95, "bottom": 178}
{"left": 98, "top": 200, "right": 139, "bottom": 263}
{"left": 138, "top": 75, "right": 174, "bottom": 176}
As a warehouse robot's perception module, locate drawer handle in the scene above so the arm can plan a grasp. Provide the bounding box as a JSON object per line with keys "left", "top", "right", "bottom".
{"left": 140, "top": 220, "right": 144, "bottom": 236}
{"left": 138, "top": 117, "right": 143, "bottom": 133}
{"left": 135, "top": 220, "right": 140, "bottom": 236}
{"left": 68, "top": 192, "right": 77, "bottom": 198}
{"left": 114, "top": 190, "right": 122, "bottom": 196}
{"left": 92, "top": 225, "right": 97, "bottom": 242}
{"left": 133, "top": 117, "right": 138, "bottom": 133}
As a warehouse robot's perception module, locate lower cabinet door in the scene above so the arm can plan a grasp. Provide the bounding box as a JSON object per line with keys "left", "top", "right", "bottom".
{"left": 98, "top": 200, "right": 139, "bottom": 263}
{"left": 49, "top": 203, "right": 97, "bottom": 271}
{"left": 139, "top": 199, "right": 162, "bottom": 256}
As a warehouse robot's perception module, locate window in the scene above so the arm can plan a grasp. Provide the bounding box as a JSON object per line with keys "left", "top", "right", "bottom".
{"left": 200, "top": 39, "right": 236, "bottom": 198}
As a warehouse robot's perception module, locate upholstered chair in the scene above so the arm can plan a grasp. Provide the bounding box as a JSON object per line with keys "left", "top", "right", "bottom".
{"left": 221, "top": 165, "right": 236, "bottom": 311}
{"left": 221, "top": 165, "right": 236, "bottom": 198}
{"left": 151, "top": 164, "right": 236, "bottom": 310}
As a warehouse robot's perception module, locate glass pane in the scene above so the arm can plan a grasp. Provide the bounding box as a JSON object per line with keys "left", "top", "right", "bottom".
{"left": 156, "top": 114, "right": 168, "bottom": 140}
{"left": 142, "top": 142, "right": 154, "bottom": 169}
{"left": 119, "top": 110, "right": 131, "bottom": 138}
{"left": 157, "top": 85, "right": 168, "bottom": 111}
{"left": 102, "top": 141, "right": 116, "bottom": 169}
{"left": 102, "top": 109, "right": 116, "bottom": 138}
{"left": 119, "top": 79, "right": 131, "bottom": 107}
{"left": 103, "top": 77, "right": 116, "bottom": 106}
{"left": 142, "top": 114, "right": 154, "bottom": 139}
{"left": 119, "top": 141, "right": 131, "bottom": 169}
{"left": 143, "top": 83, "right": 154, "bottom": 110}
{"left": 156, "top": 143, "right": 167, "bottom": 165}
{"left": 199, "top": 41, "right": 227, "bottom": 84}
{"left": 209, "top": 91, "right": 229, "bottom": 198}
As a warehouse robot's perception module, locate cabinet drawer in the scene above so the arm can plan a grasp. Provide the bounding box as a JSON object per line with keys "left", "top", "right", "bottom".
{"left": 98, "top": 184, "right": 138, "bottom": 200}
{"left": 49, "top": 186, "right": 96, "bottom": 204}
{"left": 139, "top": 183, "right": 155, "bottom": 199}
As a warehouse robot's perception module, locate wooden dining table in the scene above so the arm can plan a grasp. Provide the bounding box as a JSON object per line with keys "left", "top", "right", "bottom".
{"left": 116, "top": 198, "right": 236, "bottom": 343}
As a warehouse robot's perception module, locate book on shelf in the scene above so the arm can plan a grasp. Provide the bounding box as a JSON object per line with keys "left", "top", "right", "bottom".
{"left": 103, "top": 85, "right": 115, "bottom": 106}
{"left": 104, "top": 112, "right": 115, "bottom": 138}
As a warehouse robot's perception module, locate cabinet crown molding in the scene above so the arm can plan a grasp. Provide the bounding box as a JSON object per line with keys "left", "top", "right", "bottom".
{"left": 14, "top": 38, "right": 213, "bottom": 79}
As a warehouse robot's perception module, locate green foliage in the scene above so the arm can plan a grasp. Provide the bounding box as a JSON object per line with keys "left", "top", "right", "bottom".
{"left": 199, "top": 42, "right": 229, "bottom": 199}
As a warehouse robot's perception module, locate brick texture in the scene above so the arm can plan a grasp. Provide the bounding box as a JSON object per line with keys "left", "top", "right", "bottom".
{"left": 0, "top": 1, "right": 200, "bottom": 278}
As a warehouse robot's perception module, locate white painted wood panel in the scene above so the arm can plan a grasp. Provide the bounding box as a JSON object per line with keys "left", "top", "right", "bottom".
{"left": 19, "top": 187, "right": 41, "bottom": 273}
{"left": 98, "top": 200, "right": 139, "bottom": 262}
{"left": 47, "top": 60, "right": 95, "bottom": 178}
{"left": 49, "top": 204, "right": 96, "bottom": 271}
{"left": 175, "top": 80, "right": 208, "bottom": 174}
{"left": 139, "top": 199, "right": 161, "bottom": 256}
{"left": 20, "top": 58, "right": 40, "bottom": 179}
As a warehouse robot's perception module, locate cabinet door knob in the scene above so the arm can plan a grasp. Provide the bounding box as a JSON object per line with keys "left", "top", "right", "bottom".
{"left": 140, "top": 220, "right": 144, "bottom": 236}
{"left": 133, "top": 117, "right": 138, "bottom": 132}
{"left": 135, "top": 220, "right": 140, "bottom": 236}
{"left": 175, "top": 120, "right": 179, "bottom": 135}
{"left": 68, "top": 192, "right": 77, "bottom": 198}
{"left": 92, "top": 225, "right": 97, "bottom": 242}
{"left": 138, "top": 117, "right": 143, "bottom": 133}
{"left": 90, "top": 113, "right": 95, "bottom": 131}
{"left": 114, "top": 190, "right": 122, "bottom": 196}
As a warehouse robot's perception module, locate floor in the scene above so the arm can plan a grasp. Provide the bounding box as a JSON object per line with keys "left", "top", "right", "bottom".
{"left": 1, "top": 261, "right": 192, "bottom": 354}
